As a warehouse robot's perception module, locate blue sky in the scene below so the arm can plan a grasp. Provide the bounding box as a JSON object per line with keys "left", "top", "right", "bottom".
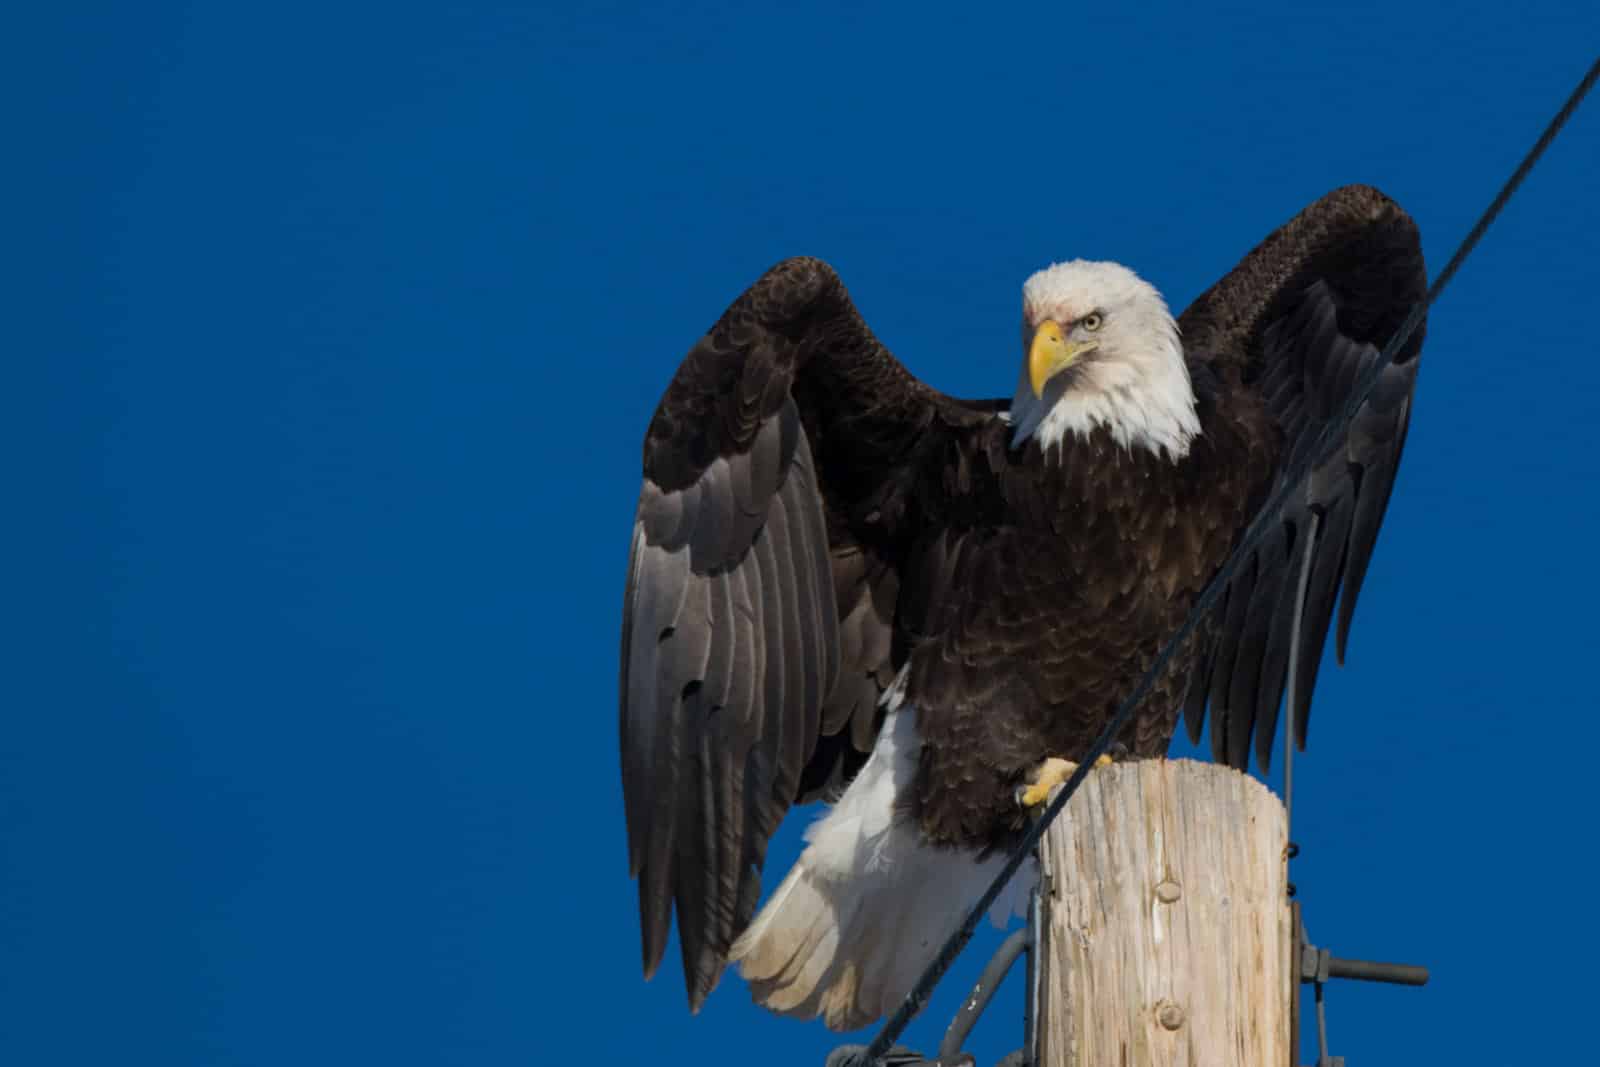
{"left": 11, "top": 3, "right": 1599, "bottom": 1064}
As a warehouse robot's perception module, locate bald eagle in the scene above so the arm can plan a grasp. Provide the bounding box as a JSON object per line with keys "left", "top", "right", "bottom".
{"left": 620, "top": 185, "right": 1426, "bottom": 1030}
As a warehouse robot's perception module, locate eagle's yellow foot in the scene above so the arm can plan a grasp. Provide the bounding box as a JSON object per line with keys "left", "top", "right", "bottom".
{"left": 1015, "top": 754, "right": 1114, "bottom": 809}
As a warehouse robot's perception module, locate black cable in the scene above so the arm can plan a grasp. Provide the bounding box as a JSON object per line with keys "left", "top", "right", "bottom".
{"left": 1282, "top": 509, "right": 1317, "bottom": 857}
{"left": 847, "top": 54, "right": 1600, "bottom": 1067}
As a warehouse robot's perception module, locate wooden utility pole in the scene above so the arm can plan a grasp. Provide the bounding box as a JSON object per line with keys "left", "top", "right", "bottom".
{"left": 1035, "top": 758, "right": 1291, "bottom": 1067}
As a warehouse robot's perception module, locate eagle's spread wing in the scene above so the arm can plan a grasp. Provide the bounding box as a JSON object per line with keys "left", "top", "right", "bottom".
{"left": 621, "top": 257, "right": 991, "bottom": 1009}
{"left": 1178, "top": 185, "right": 1427, "bottom": 771}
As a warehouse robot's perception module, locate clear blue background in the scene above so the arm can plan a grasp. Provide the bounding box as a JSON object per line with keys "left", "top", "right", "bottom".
{"left": 11, "top": 3, "right": 1598, "bottom": 1064}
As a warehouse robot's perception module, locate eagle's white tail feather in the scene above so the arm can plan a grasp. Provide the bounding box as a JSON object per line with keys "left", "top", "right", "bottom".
{"left": 729, "top": 708, "right": 1034, "bottom": 1032}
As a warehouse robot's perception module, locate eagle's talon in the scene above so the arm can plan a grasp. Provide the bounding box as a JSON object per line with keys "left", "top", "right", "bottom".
{"left": 1016, "top": 753, "right": 1116, "bottom": 811}
{"left": 1016, "top": 756, "right": 1077, "bottom": 810}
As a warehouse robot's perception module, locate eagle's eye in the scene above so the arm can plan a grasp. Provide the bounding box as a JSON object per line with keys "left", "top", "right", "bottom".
{"left": 1080, "top": 312, "right": 1104, "bottom": 332}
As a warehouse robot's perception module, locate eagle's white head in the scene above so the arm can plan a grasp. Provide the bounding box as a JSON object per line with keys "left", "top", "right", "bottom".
{"left": 1006, "top": 260, "right": 1199, "bottom": 460}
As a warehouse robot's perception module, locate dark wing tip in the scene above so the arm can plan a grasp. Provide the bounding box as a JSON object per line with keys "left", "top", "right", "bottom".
{"left": 1320, "top": 183, "right": 1404, "bottom": 221}
{"left": 640, "top": 257, "right": 850, "bottom": 495}
{"left": 752, "top": 256, "right": 844, "bottom": 321}
{"left": 1301, "top": 185, "right": 1418, "bottom": 249}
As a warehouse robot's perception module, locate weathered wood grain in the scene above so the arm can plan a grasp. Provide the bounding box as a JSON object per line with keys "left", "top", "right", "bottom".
{"left": 1037, "top": 758, "right": 1290, "bottom": 1067}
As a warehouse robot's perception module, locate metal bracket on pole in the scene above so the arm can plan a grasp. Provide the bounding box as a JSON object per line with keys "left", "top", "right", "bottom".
{"left": 1291, "top": 899, "right": 1429, "bottom": 1067}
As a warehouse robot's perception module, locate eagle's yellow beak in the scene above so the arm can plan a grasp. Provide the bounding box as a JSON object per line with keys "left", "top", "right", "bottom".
{"left": 1028, "top": 320, "right": 1096, "bottom": 397}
